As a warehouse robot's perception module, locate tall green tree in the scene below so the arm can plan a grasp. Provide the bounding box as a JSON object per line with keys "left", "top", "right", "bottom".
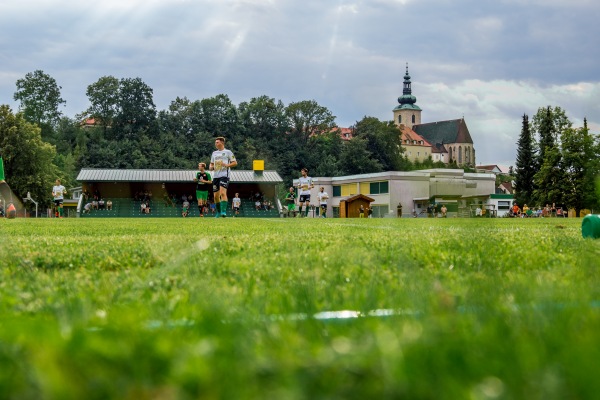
{"left": 532, "top": 106, "right": 570, "bottom": 206}
{"left": 0, "top": 105, "right": 60, "bottom": 207}
{"left": 284, "top": 100, "right": 336, "bottom": 144}
{"left": 114, "top": 77, "right": 157, "bottom": 139}
{"left": 561, "top": 120, "right": 597, "bottom": 215}
{"left": 352, "top": 116, "right": 405, "bottom": 171}
{"left": 514, "top": 114, "right": 536, "bottom": 206}
{"left": 338, "top": 136, "right": 381, "bottom": 175}
{"left": 85, "top": 75, "right": 120, "bottom": 135}
{"left": 13, "top": 70, "right": 66, "bottom": 140}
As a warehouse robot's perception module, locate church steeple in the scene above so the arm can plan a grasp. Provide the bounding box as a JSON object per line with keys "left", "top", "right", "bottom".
{"left": 393, "top": 63, "right": 422, "bottom": 129}
{"left": 399, "top": 63, "right": 417, "bottom": 105}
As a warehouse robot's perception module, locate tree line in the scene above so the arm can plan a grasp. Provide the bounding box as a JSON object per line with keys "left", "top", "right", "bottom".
{"left": 2, "top": 70, "right": 598, "bottom": 212}
{"left": 514, "top": 106, "right": 600, "bottom": 216}
{"left": 1, "top": 70, "right": 445, "bottom": 207}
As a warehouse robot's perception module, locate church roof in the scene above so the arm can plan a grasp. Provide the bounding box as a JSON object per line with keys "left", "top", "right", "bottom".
{"left": 413, "top": 119, "right": 473, "bottom": 145}
{"left": 399, "top": 125, "right": 431, "bottom": 146}
{"left": 431, "top": 143, "right": 448, "bottom": 154}
{"left": 76, "top": 168, "right": 284, "bottom": 183}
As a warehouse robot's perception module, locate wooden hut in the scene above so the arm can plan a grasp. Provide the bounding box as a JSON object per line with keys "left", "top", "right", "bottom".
{"left": 339, "top": 194, "right": 374, "bottom": 218}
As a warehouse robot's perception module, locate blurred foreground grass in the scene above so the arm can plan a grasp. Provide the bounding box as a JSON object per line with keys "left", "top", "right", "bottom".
{"left": 1, "top": 217, "right": 599, "bottom": 399}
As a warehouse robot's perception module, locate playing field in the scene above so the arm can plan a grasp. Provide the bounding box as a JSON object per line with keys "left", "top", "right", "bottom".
{"left": 1, "top": 217, "right": 599, "bottom": 399}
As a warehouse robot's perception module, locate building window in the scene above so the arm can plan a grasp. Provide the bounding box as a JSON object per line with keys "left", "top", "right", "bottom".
{"left": 370, "top": 205, "right": 389, "bottom": 218}
{"left": 398, "top": 115, "right": 402, "bottom": 123}
{"left": 370, "top": 181, "right": 389, "bottom": 195}
{"left": 333, "top": 185, "right": 341, "bottom": 197}
{"left": 412, "top": 114, "right": 415, "bottom": 123}
{"left": 498, "top": 201, "right": 511, "bottom": 211}
{"left": 459, "top": 146, "right": 463, "bottom": 164}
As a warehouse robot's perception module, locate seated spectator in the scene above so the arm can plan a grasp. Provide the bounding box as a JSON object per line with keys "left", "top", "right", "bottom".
{"left": 255, "top": 200, "right": 261, "bottom": 210}
{"left": 263, "top": 200, "right": 270, "bottom": 211}
{"left": 145, "top": 201, "right": 151, "bottom": 214}
{"left": 475, "top": 206, "right": 482, "bottom": 217}
{"left": 556, "top": 207, "right": 563, "bottom": 217}
{"left": 181, "top": 194, "right": 188, "bottom": 204}
{"left": 182, "top": 199, "right": 190, "bottom": 217}
{"left": 92, "top": 200, "right": 99, "bottom": 210}
{"left": 140, "top": 202, "right": 146, "bottom": 213}
{"left": 106, "top": 199, "right": 113, "bottom": 210}
{"left": 98, "top": 198, "right": 105, "bottom": 210}
{"left": 209, "top": 201, "right": 216, "bottom": 214}
{"left": 83, "top": 202, "right": 92, "bottom": 214}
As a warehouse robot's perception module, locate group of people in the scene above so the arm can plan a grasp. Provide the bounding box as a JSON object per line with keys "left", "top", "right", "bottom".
{"left": 510, "top": 202, "right": 565, "bottom": 218}
{"left": 192, "top": 136, "right": 237, "bottom": 218}
{"left": 282, "top": 168, "right": 330, "bottom": 218}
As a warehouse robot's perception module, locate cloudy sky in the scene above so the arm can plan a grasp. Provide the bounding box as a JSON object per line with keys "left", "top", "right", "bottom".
{"left": 1, "top": 0, "right": 599, "bottom": 166}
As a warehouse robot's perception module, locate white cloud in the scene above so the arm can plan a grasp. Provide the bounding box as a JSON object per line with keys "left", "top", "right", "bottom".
{"left": 1, "top": 0, "right": 599, "bottom": 167}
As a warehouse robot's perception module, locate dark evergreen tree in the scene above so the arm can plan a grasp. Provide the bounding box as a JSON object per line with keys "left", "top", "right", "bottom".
{"left": 514, "top": 114, "right": 536, "bottom": 206}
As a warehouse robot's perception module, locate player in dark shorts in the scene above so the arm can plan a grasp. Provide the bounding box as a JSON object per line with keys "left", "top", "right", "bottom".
{"left": 194, "top": 162, "right": 212, "bottom": 217}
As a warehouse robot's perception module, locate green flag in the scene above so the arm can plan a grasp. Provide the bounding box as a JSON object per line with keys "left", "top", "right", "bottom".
{"left": 0, "top": 153, "right": 5, "bottom": 181}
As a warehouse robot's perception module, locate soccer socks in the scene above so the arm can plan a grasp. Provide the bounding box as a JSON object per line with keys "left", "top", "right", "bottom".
{"left": 220, "top": 201, "right": 228, "bottom": 217}
{"left": 198, "top": 205, "right": 203, "bottom": 216}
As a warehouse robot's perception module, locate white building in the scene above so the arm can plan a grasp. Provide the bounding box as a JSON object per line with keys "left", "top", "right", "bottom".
{"left": 295, "top": 169, "right": 496, "bottom": 218}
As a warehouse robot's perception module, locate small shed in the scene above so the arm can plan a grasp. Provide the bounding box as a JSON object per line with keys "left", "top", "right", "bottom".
{"left": 339, "top": 194, "right": 374, "bottom": 218}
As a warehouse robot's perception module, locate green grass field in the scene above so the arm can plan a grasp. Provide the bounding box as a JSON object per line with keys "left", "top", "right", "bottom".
{"left": 1, "top": 217, "right": 599, "bottom": 399}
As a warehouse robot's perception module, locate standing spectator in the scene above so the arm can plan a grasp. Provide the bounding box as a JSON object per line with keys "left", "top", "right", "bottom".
{"left": 51, "top": 179, "right": 67, "bottom": 218}
{"left": 297, "top": 168, "right": 314, "bottom": 217}
{"left": 317, "top": 187, "right": 329, "bottom": 218}
{"left": 210, "top": 137, "right": 237, "bottom": 218}
{"left": 367, "top": 206, "right": 373, "bottom": 219}
{"left": 359, "top": 205, "right": 365, "bottom": 218}
{"left": 441, "top": 204, "right": 447, "bottom": 218}
{"left": 182, "top": 199, "right": 190, "bottom": 217}
{"left": 512, "top": 203, "right": 521, "bottom": 217}
{"left": 194, "top": 162, "right": 212, "bottom": 217}
{"left": 232, "top": 193, "right": 241, "bottom": 217}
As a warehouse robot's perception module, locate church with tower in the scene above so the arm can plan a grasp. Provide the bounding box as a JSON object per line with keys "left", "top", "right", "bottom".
{"left": 393, "top": 65, "right": 476, "bottom": 167}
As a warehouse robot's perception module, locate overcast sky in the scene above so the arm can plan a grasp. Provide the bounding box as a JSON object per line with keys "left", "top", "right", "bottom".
{"left": 1, "top": 0, "right": 599, "bottom": 167}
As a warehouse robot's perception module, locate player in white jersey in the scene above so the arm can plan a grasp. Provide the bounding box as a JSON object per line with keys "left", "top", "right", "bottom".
{"left": 297, "top": 168, "right": 313, "bottom": 217}
{"left": 232, "top": 193, "right": 241, "bottom": 217}
{"left": 317, "top": 187, "right": 329, "bottom": 218}
{"left": 52, "top": 178, "right": 67, "bottom": 218}
{"left": 210, "top": 137, "right": 237, "bottom": 218}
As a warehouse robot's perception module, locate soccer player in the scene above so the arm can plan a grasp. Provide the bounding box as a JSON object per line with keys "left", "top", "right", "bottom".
{"left": 52, "top": 179, "right": 67, "bottom": 218}
{"left": 232, "top": 193, "right": 241, "bottom": 217}
{"left": 194, "top": 162, "right": 212, "bottom": 217}
{"left": 209, "top": 137, "right": 237, "bottom": 218}
{"left": 317, "top": 187, "right": 329, "bottom": 218}
{"left": 284, "top": 187, "right": 296, "bottom": 217}
{"left": 297, "top": 168, "right": 313, "bottom": 217}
